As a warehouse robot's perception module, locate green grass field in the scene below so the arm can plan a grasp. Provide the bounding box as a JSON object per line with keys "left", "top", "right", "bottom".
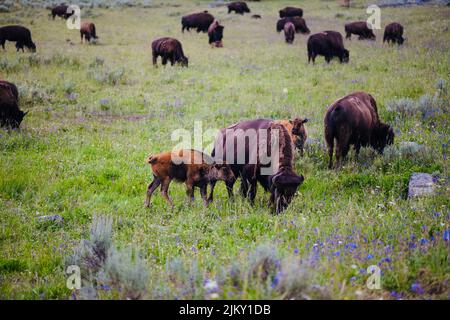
{"left": 0, "top": 0, "right": 449, "bottom": 299}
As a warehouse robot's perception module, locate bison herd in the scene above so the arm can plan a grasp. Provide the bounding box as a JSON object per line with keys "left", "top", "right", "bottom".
{"left": 1, "top": 2, "right": 405, "bottom": 213}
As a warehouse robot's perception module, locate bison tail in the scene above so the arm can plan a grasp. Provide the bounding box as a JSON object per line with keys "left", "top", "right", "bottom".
{"left": 147, "top": 155, "right": 158, "bottom": 164}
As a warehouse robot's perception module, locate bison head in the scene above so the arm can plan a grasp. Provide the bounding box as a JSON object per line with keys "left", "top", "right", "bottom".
{"left": 9, "top": 110, "right": 28, "bottom": 129}
{"left": 211, "top": 163, "right": 235, "bottom": 183}
{"left": 179, "top": 56, "right": 188, "bottom": 67}
{"left": 269, "top": 170, "right": 304, "bottom": 214}
{"left": 342, "top": 49, "right": 350, "bottom": 63}
{"left": 371, "top": 123, "right": 395, "bottom": 153}
{"left": 28, "top": 41, "right": 36, "bottom": 52}
{"left": 290, "top": 118, "right": 308, "bottom": 154}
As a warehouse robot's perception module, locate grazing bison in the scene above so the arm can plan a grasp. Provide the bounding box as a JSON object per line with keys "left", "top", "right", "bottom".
{"left": 274, "top": 118, "right": 309, "bottom": 157}
{"left": 307, "top": 31, "right": 349, "bottom": 64}
{"left": 208, "top": 20, "right": 224, "bottom": 47}
{"left": 345, "top": 21, "right": 376, "bottom": 40}
{"left": 227, "top": 2, "right": 251, "bottom": 15}
{"left": 251, "top": 14, "right": 262, "bottom": 19}
{"left": 210, "top": 119, "right": 304, "bottom": 213}
{"left": 279, "top": 7, "right": 303, "bottom": 18}
{"left": 324, "top": 92, "right": 394, "bottom": 168}
{"left": 276, "top": 17, "right": 310, "bottom": 34}
{"left": 0, "top": 80, "right": 27, "bottom": 129}
{"left": 145, "top": 149, "right": 234, "bottom": 208}
{"left": 284, "top": 22, "right": 295, "bottom": 44}
{"left": 80, "top": 22, "right": 98, "bottom": 43}
{"left": 181, "top": 11, "right": 215, "bottom": 33}
{"left": 0, "top": 25, "right": 36, "bottom": 52}
{"left": 383, "top": 22, "right": 404, "bottom": 45}
{"left": 152, "top": 37, "right": 188, "bottom": 67}
{"left": 51, "top": 4, "right": 74, "bottom": 20}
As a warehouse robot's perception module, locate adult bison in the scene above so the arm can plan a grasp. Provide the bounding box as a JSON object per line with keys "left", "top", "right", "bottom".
{"left": 276, "top": 17, "right": 310, "bottom": 34}
{"left": 279, "top": 7, "right": 303, "bottom": 18}
{"left": 151, "top": 37, "right": 188, "bottom": 67}
{"left": 324, "top": 92, "right": 394, "bottom": 168}
{"left": 80, "top": 22, "right": 98, "bottom": 43}
{"left": 307, "top": 31, "right": 349, "bottom": 64}
{"left": 0, "top": 25, "right": 36, "bottom": 52}
{"left": 181, "top": 11, "right": 215, "bottom": 33}
{"left": 51, "top": 4, "right": 74, "bottom": 20}
{"left": 210, "top": 119, "right": 304, "bottom": 213}
{"left": 383, "top": 22, "right": 404, "bottom": 45}
{"left": 284, "top": 22, "right": 295, "bottom": 44}
{"left": 227, "top": 2, "right": 251, "bottom": 15}
{"left": 208, "top": 20, "right": 224, "bottom": 47}
{"left": 345, "top": 21, "right": 376, "bottom": 40}
{"left": 0, "top": 81, "right": 27, "bottom": 129}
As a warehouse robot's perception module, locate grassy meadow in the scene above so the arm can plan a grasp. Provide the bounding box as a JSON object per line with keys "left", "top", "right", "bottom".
{"left": 0, "top": 0, "right": 449, "bottom": 300}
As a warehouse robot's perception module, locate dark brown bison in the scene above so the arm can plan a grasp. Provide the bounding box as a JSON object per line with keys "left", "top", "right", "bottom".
{"left": 181, "top": 11, "right": 215, "bottom": 33}
{"left": 80, "top": 22, "right": 98, "bottom": 43}
{"left": 324, "top": 92, "right": 394, "bottom": 168}
{"left": 152, "top": 37, "right": 188, "bottom": 67}
{"left": 227, "top": 2, "right": 251, "bottom": 15}
{"left": 345, "top": 21, "right": 376, "bottom": 40}
{"left": 0, "top": 25, "right": 36, "bottom": 52}
{"left": 210, "top": 119, "right": 304, "bottom": 213}
{"left": 307, "top": 31, "right": 349, "bottom": 64}
{"left": 284, "top": 22, "right": 295, "bottom": 44}
{"left": 276, "top": 17, "right": 310, "bottom": 34}
{"left": 279, "top": 7, "right": 303, "bottom": 18}
{"left": 51, "top": 4, "right": 74, "bottom": 20}
{"left": 383, "top": 22, "right": 404, "bottom": 45}
{"left": 208, "top": 20, "right": 224, "bottom": 47}
{"left": 145, "top": 149, "right": 234, "bottom": 208}
{"left": 0, "top": 80, "right": 27, "bottom": 129}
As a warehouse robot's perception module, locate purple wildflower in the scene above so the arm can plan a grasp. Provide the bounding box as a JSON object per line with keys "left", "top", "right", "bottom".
{"left": 411, "top": 283, "right": 425, "bottom": 295}
{"left": 365, "top": 254, "right": 374, "bottom": 260}
{"left": 444, "top": 230, "right": 450, "bottom": 242}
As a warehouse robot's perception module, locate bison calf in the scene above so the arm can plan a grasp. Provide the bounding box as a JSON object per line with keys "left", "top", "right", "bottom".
{"left": 0, "top": 25, "right": 36, "bottom": 52}
{"left": 308, "top": 31, "right": 349, "bottom": 64}
{"left": 345, "top": 21, "right": 376, "bottom": 40}
{"left": 274, "top": 118, "right": 309, "bottom": 157}
{"left": 324, "top": 92, "right": 394, "bottom": 169}
{"left": 228, "top": 2, "right": 251, "bottom": 15}
{"left": 80, "top": 22, "right": 98, "bottom": 43}
{"left": 383, "top": 22, "right": 404, "bottom": 45}
{"left": 152, "top": 37, "right": 188, "bottom": 67}
{"left": 284, "top": 22, "right": 295, "bottom": 44}
{"left": 0, "top": 80, "right": 28, "bottom": 129}
{"left": 145, "top": 149, "right": 234, "bottom": 207}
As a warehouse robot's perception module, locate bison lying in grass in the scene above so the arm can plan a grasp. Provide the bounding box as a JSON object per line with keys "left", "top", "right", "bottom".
{"left": 0, "top": 25, "right": 36, "bottom": 52}
{"left": 145, "top": 149, "right": 234, "bottom": 208}
{"left": 152, "top": 37, "right": 188, "bottom": 67}
{"left": 324, "top": 92, "right": 394, "bottom": 169}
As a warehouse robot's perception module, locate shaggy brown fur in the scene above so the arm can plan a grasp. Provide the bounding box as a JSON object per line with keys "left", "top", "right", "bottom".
{"left": 345, "top": 21, "right": 376, "bottom": 40}
{"left": 0, "top": 80, "right": 27, "bottom": 129}
{"left": 279, "top": 7, "right": 303, "bottom": 18}
{"left": 276, "top": 16, "right": 310, "bottom": 34}
{"left": 181, "top": 12, "right": 215, "bottom": 33}
{"left": 208, "top": 20, "right": 224, "bottom": 47}
{"left": 324, "top": 92, "right": 394, "bottom": 169}
{"left": 145, "top": 149, "right": 234, "bottom": 208}
{"left": 51, "top": 4, "right": 74, "bottom": 20}
{"left": 383, "top": 22, "right": 404, "bottom": 45}
{"left": 151, "top": 37, "right": 188, "bottom": 67}
{"left": 284, "top": 22, "right": 295, "bottom": 44}
{"left": 80, "top": 22, "right": 98, "bottom": 43}
{"left": 227, "top": 2, "right": 251, "bottom": 15}
{"left": 0, "top": 25, "right": 36, "bottom": 52}
{"left": 274, "top": 118, "right": 309, "bottom": 157}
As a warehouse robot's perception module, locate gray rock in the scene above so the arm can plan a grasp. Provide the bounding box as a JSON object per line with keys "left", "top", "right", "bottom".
{"left": 37, "top": 215, "right": 64, "bottom": 225}
{"left": 408, "top": 173, "right": 436, "bottom": 198}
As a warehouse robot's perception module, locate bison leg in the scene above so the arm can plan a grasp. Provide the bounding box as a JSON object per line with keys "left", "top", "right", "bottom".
{"left": 239, "top": 177, "right": 249, "bottom": 198}
{"left": 145, "top": 176, "right": 161, "bottom": 207}
{"left": 346, "top": 32, "right": 351, "bottom": 40}
{"left": 225, "top": 179, "right": 236, "bottom": 199}
{"left": 1, "top": 40, "right": 5, "bottom": 50}
{"left": 162, "top": 56, "right": 168, "bottom": 66}
{"left": 248, "top": 179, "right": 257, "bottom": 205}
{"left": 207, "top": 180, "right": 216, "bottom": 203}
{"left": 160, "top": 178, "right": 174, "bottom": 208}
{"left": 200, "top": 184, "right": 208, "bottom": 206}
{"left": 336, "top": 136, "right": 351, "bottom": 169}
{"left": 152, "top": 52, "right": 158, "bottom": 67}
{"left": 185, "top": 180, "right": 195, "bottom": 203}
